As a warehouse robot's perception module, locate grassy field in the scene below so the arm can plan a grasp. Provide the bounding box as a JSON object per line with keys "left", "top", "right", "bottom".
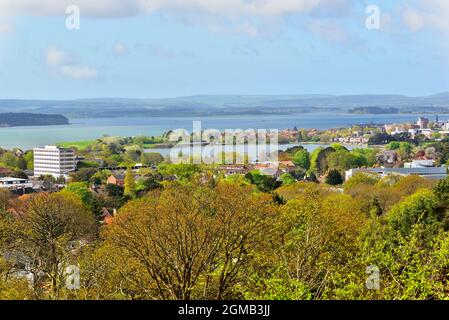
{"left": 57, "top": 140, "right": 95, "bottom": 151}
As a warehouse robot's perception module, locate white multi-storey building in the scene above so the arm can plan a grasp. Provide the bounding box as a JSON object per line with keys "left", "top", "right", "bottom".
{"left": 33, "top": 145, "right": 76, "bottom": 178}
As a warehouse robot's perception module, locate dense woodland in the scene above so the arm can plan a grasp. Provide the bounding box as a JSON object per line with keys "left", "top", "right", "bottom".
{"left": 1, "top": 167, "right": 449, "bottom": 299}
{"left": 0, "top": 113, "right": 69, "bottom": 127}
{"left": 1, "top": 136, "right": 449, "bottom": 300}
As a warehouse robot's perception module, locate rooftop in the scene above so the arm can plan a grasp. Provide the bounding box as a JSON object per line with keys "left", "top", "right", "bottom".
{"left": 351, "top": 167, "right": 447, "bottom": 175}
{"left": 0, "top": 177, "right": 29, "bottom": 182}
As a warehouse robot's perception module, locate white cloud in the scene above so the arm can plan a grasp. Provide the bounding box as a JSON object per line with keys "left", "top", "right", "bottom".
{"left": 400, "top": 1, "right": 449, "bottom": 35}
{"left": 0, "top": 0, "right": 354, "bottom": 38}
{"left": 402, "top": 9, "right": 425, "bottom": 32}
{"left": 44, "top": 46, "right": 98, "bottom": 80}
{"left": 60, "top": 65, "right": 98, "bottom": 80}
{"left": 140, "top": 0, "right": 338, "bottom": 17}
{"left": 114, "top": 42, "right": 127, "bottom": 55}
{"left": 0, "top": 0, "right": 142, "bottom": 17}
{"left": 45, "top": 46, "right": 67, "bottom": 66}
{"left": 0, "top": 0, "right": 350, "bottom": 18}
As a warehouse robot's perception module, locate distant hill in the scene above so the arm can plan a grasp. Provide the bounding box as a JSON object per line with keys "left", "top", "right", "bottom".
{"left": 0, "top": 93, "right": 448, "bottom": 118}
{"left": 0, "top": 113, "right": 69, "bottom": 127}
{"left": 348, "top": 107, "right": 400, "bottom": 114}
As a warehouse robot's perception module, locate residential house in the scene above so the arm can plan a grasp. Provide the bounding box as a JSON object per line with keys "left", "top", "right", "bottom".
{"left": 101, "top": 208, "right": 114, "bottom": 225}
{"left": 254, "top": 163, "right": 281, "bottom": 178}
{"left": 376, "top": 151, "right": 400, "bottom": 167}
{"left": 14, "top": 149, "right": 24, "bottom": 157}
{"left": 107, "top": 173, "right": 125, "bottom": 186}
{"left": 217, "top": 165, "right": 253, "bottom": 177}
{"left": 278, "top": 160, "right": 297, "bottom": 173}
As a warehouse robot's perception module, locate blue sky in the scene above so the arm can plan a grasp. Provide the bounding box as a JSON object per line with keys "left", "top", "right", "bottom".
{"left": 0, "top": 0, "right": 448, "bottom": 99}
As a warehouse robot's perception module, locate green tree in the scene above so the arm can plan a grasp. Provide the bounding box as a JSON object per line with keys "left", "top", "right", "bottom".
{"left": 106, "top": 184, "right": 125, "bottom": 197}
{"left": 0, "top": 189, "right": 11, "bottom": 213}
{"left": 0, "top": 152, "right": 17, "bottom": 168}
{"left": 16, "top": 157, "right": 27, "bottom": 170}
{"left": 293, "top": 149, "right": 310, "bottom": 170}
{"left": 434, "top": 176, "right": 449, "bottom": 205}
{"left": 62, "top": 182, "right": 94, "bottom": 208}
{"left": 399, "top": 142, "right": 414, "bottom": 155}
{"left": 24, "top": 151, "right": 34, "bottom": 170}
{"left": 141, "top": 152, "right": 164, "bottom": 166}
{"left": 344, "top": 172, "right": 380, "bottom": 191}
{"left": 90, "top": 169, "right": 111, "bottom": 185}
{"left": 102, "top": 181, "right": 277, "bottom": 300}
{"left": 327, "top": 149, "right": 358, "bottom": 172}
{"left": 387, "top": 141, "right": 401, "bottom": 150}
{"left": 157, "top": 163, "right": 201, "bottom": 181}
{"left": 326, "top": 169, "right": 343, "bottom": 186}
{"left": 262, "top": 192, "right": 366, "bottom": 300}
{"left": 351, "top": 148, "right": 378, "bottom": 167}
{"left": 124, "top": 145, "right": 143, "bottom": 163}
{"left": 311, "top": 147, "right": 336, "bottom": 175}
{"left": 0, "top": 257, "right": 33, "bottom": 299}
{"left": 69, "top": 168, "right": 97, "bottom": 183}
{"left": 10, "top": 193, "right": 96, "bottom": 298}
{"left": 11, "top": 170, "right": 28, "bottom": 179}
{"left": 280, "top": 173, "right": 296, "bottom": 186}
{"left": 245, "top": 171, "right": 282, "bottom": 192}
{"left": 124, "top": 167, "right": 136, "bottom": 197}
{"left": 137, "top": 176, "right": 162, "bottom": 193}
{"left": 387, "top": 189, "right": 444, "bottom": 237}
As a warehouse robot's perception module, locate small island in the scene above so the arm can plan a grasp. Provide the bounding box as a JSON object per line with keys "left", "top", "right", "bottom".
{"left": 0, "top": 113, "right": 69, "bottom": 127}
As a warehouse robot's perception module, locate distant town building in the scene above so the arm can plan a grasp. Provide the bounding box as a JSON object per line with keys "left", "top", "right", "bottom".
{"left": 346, "top": 167, "right": 448, "bottom": 181}
{"left": 417, "top": 117, "right": 430, "bottom": 129}
{"left": 33, "top": 145, "right": 76, "bottom": 178}
{"left": 408, "top": 128, "right": 433, "bottom": 139}
{"left": 0, "top": 177, "right": 33, "bottom": 190}
{"left": 404, "top": 159, "right": 436, "bottom": 168}
{"left": 442, "top": 121, "right": 449, "bottom": 131}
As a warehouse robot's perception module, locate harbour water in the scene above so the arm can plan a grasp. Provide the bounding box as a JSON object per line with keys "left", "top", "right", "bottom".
{"left": 0, "top": 113, "right": 436, "bottom": 150}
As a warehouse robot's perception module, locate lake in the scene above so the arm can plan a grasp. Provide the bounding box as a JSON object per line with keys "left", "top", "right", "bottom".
{"left": 0, "top": 112, "right": 438, "bottom": 150}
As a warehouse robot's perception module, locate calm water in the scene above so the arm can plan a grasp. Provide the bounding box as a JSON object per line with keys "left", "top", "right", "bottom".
{"left": 0, "top": 113, "right": 437, "bottom": 150}
{"left": 145, "top": 143, "right": 356, "bottom": 158}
